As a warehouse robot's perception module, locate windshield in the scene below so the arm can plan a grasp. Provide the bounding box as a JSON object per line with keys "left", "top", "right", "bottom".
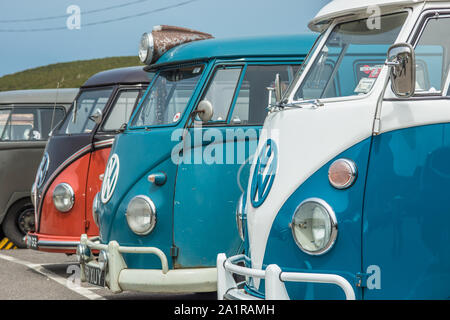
{"left": 294, "top": 12, "right": 408, "bottom": 101}
{"left": 131, "top": 65, "right": 204, "bottom": 127}
{"left": 59, "top": 87, "right": 113, "bottom": 134}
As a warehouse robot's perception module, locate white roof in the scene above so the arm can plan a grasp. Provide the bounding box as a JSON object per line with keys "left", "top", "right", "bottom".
{"left": 309, "top": 0, "right": 446, "bottom": 31}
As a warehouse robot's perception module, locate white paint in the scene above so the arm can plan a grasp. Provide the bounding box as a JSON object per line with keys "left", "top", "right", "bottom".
{"left": 309, "top": 0, "right": 438, "bottom": 31}
{"left": 0, "top": 253, "right": 105, "bottom": 300}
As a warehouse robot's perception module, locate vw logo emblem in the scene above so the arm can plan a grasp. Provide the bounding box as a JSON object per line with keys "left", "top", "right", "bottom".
{"left": 36, "top": 152, "right": 49, "bottom": 188}
{"left": 101, "top": 154, "right": 120, "bottom": 204}
{"left": 250, "top": 139, "right": 277, "bottom": 208}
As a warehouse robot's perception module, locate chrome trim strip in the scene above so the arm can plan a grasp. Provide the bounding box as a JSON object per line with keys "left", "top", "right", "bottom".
{"left": 38, "top": 240, "right": 80, "bottom": 248}
{"left": 36, "top": 143, "right": 92, "bottom": 227}
{"left": 93, "top": 138, "right": 115, "bottom": 148}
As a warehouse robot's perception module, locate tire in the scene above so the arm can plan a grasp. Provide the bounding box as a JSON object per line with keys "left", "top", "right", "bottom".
{"left": 2, "top": 199, "right": 35, "bottom": 248}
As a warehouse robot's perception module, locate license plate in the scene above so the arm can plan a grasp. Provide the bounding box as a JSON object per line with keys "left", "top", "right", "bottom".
{"left": 84, "top": 264, "right": 105, "bottom": 287}
{"left": 27, "top": 235, "right": 38, "bottom": 250}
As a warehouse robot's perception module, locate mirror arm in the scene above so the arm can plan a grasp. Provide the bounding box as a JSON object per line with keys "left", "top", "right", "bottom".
{"left": 385, "top": 60, "right": 400, "bottom": 67}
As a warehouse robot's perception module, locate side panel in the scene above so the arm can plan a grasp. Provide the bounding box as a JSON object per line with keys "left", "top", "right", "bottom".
{"left": 363, "top": 124, "right": 450, "bottom": 299}
{"left": 173, "top": 127, "right": 258, "bottom": 267}
{"left": 39, "top": 153, "right": 90, "bottom": 236}
{"left": 0, "top": 142, "right": 46, "bottom": 221}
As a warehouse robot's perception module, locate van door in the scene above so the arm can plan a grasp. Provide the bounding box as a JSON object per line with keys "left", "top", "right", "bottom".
{"left": 86, "top": 88, "right": 144, "bottom": 235}
{"left": 363, "top": 13, "right": 450, "bottom": 299}
{"left": 173, "top": 63, "right": 300, "bottom": 268}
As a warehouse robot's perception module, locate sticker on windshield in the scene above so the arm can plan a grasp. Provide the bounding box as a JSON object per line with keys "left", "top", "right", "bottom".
{"left": 360, "top": 65, "right": 383, "bottom": 78}
{"left": 173, "top": 112, "right": 181, "bottom": 122}
{"left": 355, "top": 77, "right": 376, "bottom": 94}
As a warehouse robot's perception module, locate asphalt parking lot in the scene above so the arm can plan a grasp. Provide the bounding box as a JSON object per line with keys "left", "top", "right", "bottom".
{"left": 0, "top": 248, "right": 216, "bottom": 300}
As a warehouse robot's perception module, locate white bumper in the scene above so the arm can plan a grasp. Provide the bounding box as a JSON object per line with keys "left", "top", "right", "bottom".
{"left": 79, "top": 234, "right": 216, "bottom": 293}
{"left": 217, "top": 253, "right": 356, "bottom": 300}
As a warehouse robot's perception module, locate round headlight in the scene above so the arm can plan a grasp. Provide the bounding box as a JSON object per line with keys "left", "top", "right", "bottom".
{"left": 328, "top": 158, "right": 357, "bottom": 189}
{"left": 126, "top": 195, "right": 156, "bottom": 235}
{"left": 291, "top": 198, "right": 337, "bottom": 255}
{"left": 52, "top": 183, "right": 74, "bottom": 213}
{"left": 138, "top": 32, "right": 154, "bottom": 64}
{"left": 236, "top": 194, "right": 245, "bottom": 241}
{"left": 92, "top": 192, "right": 100, "bottom": 227}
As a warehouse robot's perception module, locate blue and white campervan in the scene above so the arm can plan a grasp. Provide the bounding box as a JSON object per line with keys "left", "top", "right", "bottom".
{"left": 76, "top": 25, "right": 314, "bottom": 294}
{"left": 219, "top": 0, "right": 450, "bottom": 300}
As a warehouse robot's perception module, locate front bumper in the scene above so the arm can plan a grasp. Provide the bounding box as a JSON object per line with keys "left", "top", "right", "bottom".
{"left": 26, "top": 233, "right": 80, "bottom": 253}
{"left": 78, "top": 234, "right": 217, "bottom": 293}
{"left": 217, "top": 253, "right": 356, "bottom": 300}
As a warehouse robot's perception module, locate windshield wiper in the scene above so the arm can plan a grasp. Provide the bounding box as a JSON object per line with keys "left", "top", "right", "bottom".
{"left": 267, "top": 99, "right": 324, "bottom": 112}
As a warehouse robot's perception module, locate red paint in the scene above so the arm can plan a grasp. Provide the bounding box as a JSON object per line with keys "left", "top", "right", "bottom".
{"left": 31, "top": 147, "right": 111, "bottom": 253}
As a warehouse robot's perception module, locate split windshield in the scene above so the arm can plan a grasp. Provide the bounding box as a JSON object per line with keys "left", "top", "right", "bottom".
{"left": 294, "top": 12, "right": 408, "bottom": 101}
{"left": 59, "top": 87, "right": 113, "bottom": 135}
{"left": 131, "top": 65, "right": 204, "bottom": 127}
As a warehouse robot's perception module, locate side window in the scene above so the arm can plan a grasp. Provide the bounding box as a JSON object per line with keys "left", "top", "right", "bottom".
{"left": 102, "top": 90, "right": 141, "bottom": 131}
{"left": 0, "top": 107, "right": 65, "bottom": 141}
{"left": 414, "top": 16, "right": 450, "bottom": 95}
{"left": 39, "top": 108, "right": 65, "bottom": 139}
{"left": 231, "top": 64, "right": 299, "bottom": 126}
{"left": 201, "top": 67, "right": 243, "bottom": 122}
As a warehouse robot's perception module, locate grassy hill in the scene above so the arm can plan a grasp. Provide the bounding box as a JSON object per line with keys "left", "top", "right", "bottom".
{"left": 0, "top": 56, "right": 143, "bottom": 92}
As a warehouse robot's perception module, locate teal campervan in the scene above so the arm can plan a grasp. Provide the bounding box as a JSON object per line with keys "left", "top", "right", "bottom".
{"left": 77, "top": 25, "right": 314, "bottom": 293}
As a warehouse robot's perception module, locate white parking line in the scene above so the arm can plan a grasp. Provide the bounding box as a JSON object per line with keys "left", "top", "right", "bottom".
{"left": 0, "top": 252, "right": 105, "bottom": 300}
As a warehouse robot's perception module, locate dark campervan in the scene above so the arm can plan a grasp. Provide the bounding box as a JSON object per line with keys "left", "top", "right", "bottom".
{"left": 28, "top": 67, "right": 151, "bottom": 253}
{"left": 0, "top": 89, "right": 78, "bottom": 247}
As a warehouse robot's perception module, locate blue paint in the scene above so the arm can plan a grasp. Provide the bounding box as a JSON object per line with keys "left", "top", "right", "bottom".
{"left": 247, "top": 137, "right": 371, "bottom": 299}
{"left": 244, "top": 124, "right": 450, "bottom": 300}
{"left": 363, "top": 124, "right": 450, "bottom": 299}
{"left": 156, "top": 35, "right": 316, "bottom": 66}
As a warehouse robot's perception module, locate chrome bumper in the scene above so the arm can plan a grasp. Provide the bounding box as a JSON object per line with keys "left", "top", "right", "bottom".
{"left": 217, "top": 253, "right": 356, "bottom": 300}
{"left": 78, "top": 234, "right": 217, "bottom": 293}
{"left": 26, "top": 234, "right": 79, "bottom": 250}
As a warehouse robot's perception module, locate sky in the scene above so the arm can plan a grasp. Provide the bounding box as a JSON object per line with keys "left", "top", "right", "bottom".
{"left": 0, "top": 0, "right": 330, "bottom": 77}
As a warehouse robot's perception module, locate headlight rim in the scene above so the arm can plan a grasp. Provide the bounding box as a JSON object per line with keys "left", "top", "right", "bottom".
{"left": 138, "top": 32, "right": 154, "bottom": 64}
{"left": 290, "top": 198, "right": 338, "bottom": 256}
{"left": 126, "top": 195, "right": 157, "bottom": 236}
{"left": 52, "top": 183, "right": 75, "bottom": 213}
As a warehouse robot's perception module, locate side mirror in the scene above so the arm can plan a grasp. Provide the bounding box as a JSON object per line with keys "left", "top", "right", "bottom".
{"left": 89, "top": 108, "right": 103, "bottom": 125}
{"left": 386, "top": 43, "right": 415, "bottom": 98}
{"left": 195, "top": 100, "right": 214, "bottom": 123}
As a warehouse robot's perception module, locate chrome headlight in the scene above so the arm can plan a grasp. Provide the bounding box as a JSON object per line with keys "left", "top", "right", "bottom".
{"left": 52, "top": 183, "right": 75, "bottom": 213}
{"left": 138, "top": 32, "right": 154, "bottom": 64}
{"left": 126, "top": 195, "right": 156, "bottom": 235}
{"left": 92, "top": 192, "right": 101, "bottom": 227}
{"left": 291, "top": 198, "right": 337, "bottom": 255}
{"left": 236, "top": 194, "right": 245, "bottom": 241}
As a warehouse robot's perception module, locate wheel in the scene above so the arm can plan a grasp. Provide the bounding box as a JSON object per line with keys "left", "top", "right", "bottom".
{"left": 2, "top": 199, "right": 35, "bottom": 248}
